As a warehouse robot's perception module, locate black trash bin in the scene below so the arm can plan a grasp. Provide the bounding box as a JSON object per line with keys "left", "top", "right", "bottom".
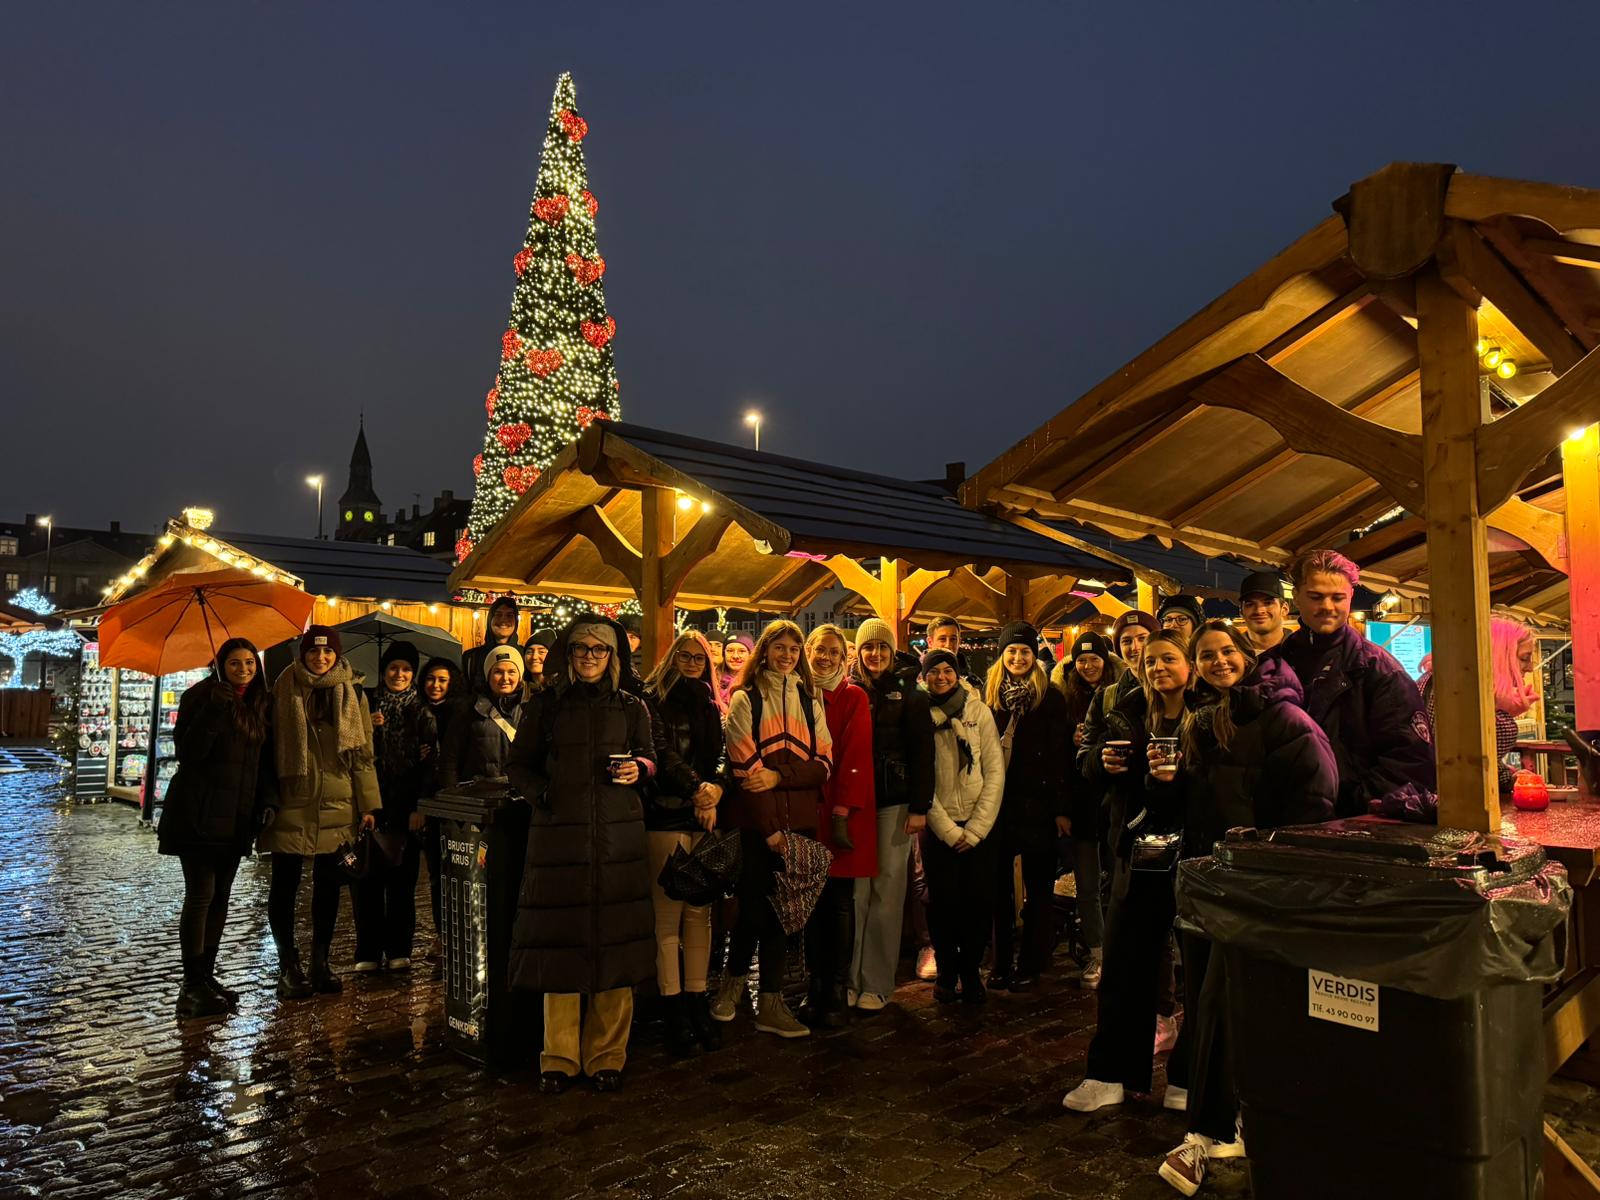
{"left": 419, "top": 779, "right": 536, "bottom": 1068}
{"left": 1177, "top": 818, "right": 1571, "bottom": 1200}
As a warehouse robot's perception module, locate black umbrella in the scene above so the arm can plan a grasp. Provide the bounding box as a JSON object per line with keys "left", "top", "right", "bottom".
{"left": 264, "top": 610, "right": 462, "bottom": 684}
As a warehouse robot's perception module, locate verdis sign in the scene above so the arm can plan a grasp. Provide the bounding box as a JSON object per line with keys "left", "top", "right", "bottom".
{"left": 1307, "top": 969, "right": 1379, "bottom": 1032}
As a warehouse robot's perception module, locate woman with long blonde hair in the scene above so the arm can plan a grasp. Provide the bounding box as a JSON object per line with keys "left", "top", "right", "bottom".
{"left": 639, "top": 631, "right": 727, "bottom": 1055}
{"left": 983, "top": 621, "right": 1072, "bottom": 992}
{"left": 710, "top": 620, "right": 833, "bottom": 1039}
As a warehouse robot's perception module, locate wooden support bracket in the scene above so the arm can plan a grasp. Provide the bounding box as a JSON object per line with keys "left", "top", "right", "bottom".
{"left": 1478, "top": 345, "right": 1600, "bottom": 513}
{"left": 662, "top": 513, "right": 733, "bottom": 596}
{"left": 1000, "top": 512, "right": 1177, "bottom": 594}
{"left": 572, "top": 504, "right": 642, "bottom": 591}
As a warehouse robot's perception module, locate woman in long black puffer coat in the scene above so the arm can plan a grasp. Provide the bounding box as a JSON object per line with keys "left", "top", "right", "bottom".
{"left": 158, "top": 638, "right": 277, "bottom": 1019}
{"left": 507, "top": 615, "right": 656, "bottom": 1095}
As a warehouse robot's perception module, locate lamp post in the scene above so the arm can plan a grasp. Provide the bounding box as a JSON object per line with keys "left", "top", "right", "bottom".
{"left": 37, "top": 515, "right": 52, "bottom": 600}
{"left": 744, "top": 410, "right": 762, "bottom": 452}
{"left": 305, "top": 475, "right": 324, "bottom": 540}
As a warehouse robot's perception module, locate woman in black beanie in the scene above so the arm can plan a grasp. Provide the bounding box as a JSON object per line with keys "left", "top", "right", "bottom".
{"left": 985, "top": 621, "right": 1072, "bottom": 991}
{"left": 356, "top": 640, "right": 437, "bottom": 972}
{"left": 158, "top": 638, "right": 277, "bottom": 1018}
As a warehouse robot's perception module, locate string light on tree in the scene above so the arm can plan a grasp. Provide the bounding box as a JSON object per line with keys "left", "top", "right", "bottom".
{"left": 0, "top": 589, "right": 80, "bottom": 689}
{"left": 463, "top": 71, "right": 622, "bottom": 561}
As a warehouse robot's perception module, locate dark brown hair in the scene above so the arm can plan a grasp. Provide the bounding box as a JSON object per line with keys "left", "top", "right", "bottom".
{"left": 214, "top": 638, "right": 269, "bottom": 744}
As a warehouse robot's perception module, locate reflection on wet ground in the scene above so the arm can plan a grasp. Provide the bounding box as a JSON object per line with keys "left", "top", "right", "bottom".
{"left": 3, "top": 767, "right": 1599, "bottom": 1198}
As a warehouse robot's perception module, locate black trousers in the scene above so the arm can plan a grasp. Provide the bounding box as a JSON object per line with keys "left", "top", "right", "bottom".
{"left": 804, "top": 876, "right": 855, "bottom": 995}
{"left": 1179, "top": 932, "right": 1237, "bottom": 1141}
{"left": 178, "top": 852, "right": 241, "bottom": 962}
{"left": 920, "top": 828, "right": 996, "bottom": 982}
{"left": 422, "top": 817, "right": 443, "bottom": 938}
{"left": 727, "top": 829, "right": 786, "bottom": 992}
{"left": 1085, "top": 864, "right": 1177, "bottom": 1092}
{"left": 268, "top": 852, "right": 346, "bottom": 951}
{"left": 992, "top": 833, "right": 1056, "bottom": 976}
{"left": 355, "top": 816, "right": 423, "bottom": 961}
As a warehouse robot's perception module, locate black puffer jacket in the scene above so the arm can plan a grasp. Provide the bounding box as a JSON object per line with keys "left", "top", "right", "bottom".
{"left": 1263, "top": 624, "right": 1436, "bottom": 821}
{"left": 1058, "top": 657, "right": 1130, "bottom": 840}
{"left": 1151, "top": 658, "right": 1339, "bottom": 859}
{"left": 644, "top": 676, "right": 725, "bottom": 833}
{"left": 1080, "top": 669, "right": 1150, "bottom": 853}
{"left": 506, "top": 633, "right": 656, "bottom": 995}
{"left": 436, "top": 694, "right": 525, "bottom": 789}
{"left": 157, "top": 680, "right": 277, "bottom": 857}
{"left": 854, "top": 659, "right": 935, "bottom": 815}
{"left": 992, "top": 684, "right": 1073, "bottom": 841}
{"left": 365, "top": 687, "right": 438, "bottom": 816}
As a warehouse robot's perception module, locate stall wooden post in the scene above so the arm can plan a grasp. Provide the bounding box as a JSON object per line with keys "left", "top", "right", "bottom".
{"left": 1564, "top": 425, "right": 1600, "bottom": 732}
{"left": 1415, "top": 265, "right": 1500, "bottom": 832}
{"left": 1136, "top": 578, "right": 1156, "bottom": 615}
{"left": 638, "top": 487, "right": 675, "bottom": 673}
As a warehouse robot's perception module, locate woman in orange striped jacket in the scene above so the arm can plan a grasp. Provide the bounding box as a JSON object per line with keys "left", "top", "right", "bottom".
{"left": 709, "top": 620, "right": 833, "bottom": 1039}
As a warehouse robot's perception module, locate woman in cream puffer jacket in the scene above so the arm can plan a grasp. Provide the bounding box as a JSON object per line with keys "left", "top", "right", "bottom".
{"left": 919, "top": 649, "right": 1004, "bottom": 1003}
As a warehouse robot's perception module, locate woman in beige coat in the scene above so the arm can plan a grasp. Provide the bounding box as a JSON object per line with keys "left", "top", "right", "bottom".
{"left": 262, "top": 626, "right": 380, "bottom": 998}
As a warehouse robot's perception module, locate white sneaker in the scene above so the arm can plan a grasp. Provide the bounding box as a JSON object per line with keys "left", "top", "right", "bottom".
{"left": 1207, "top": 1117, "right": 1246, "bottom": 1160}
{"left": 709, "top": 974, "right": 747, "bottom": 1022}
{"left": 1062, "top": 1078, "right": 1124, "bottom": 1112}
{"left": 855, "top": 992, "right": 887, "bottom": 1012}
{"left": 1154, "top": 1013, "right": 1178, "bottom": 1053}
{"left": 916, "top": 946, "right": 938, "bottom": 980}
{"left": 1159, "top": 1136, "right": 1207, "bottom": 1196}
{"left": 386, "top": 957, "right": 412, "bottom": 971}
{"left": 847, "top": 989, "right": 859, "bottom": 1007}
{"left": 1081, "top": 951, "right": 1103, "bottom": 990}
{"left": 1163, "top": 1085, "right": 1188, "bottom": 1111}
{"left": 353, "top": 960, "right": 380, "bottom": 973}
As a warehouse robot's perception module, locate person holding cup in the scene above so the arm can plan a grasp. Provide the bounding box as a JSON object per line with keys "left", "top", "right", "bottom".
{"left": 507, "top": 616, "right": 657, "bottom": 1095}
{"left": 1154, "top": 621, "right": 1335, "bottom": 1194}
{"left": 1063, "top": 629, "right": 1192, "bottom": 1114}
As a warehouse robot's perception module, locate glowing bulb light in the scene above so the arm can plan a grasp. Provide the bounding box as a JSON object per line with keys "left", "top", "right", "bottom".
{"left": 1496, "top": 358, "right": 1518, "bottom": 379}
{"left": 1480, "top": 345, "right": 1503, "bottom": 369}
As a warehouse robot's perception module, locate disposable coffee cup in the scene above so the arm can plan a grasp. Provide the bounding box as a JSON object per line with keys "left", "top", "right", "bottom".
{"left": 607, "top": 753, "right": 633, "bottom": 777}
{"left": 1105, "top": 739, "right": 1132, "bottom": 760}
{"left": 1150, "top": 736, "right": 1179, "bottom": 762}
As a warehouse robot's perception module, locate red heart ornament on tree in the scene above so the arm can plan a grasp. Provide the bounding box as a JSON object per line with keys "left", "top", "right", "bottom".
{"left": 455, "top": 535, "right": 473, "bottom": 564}
{"left": 501, "top": 329, "right": 523, "bottom": 361}
{"left": 582, "top": 190, "right": 598, "bottom": 218}
{"left": 472, "top": 454, "right": 483, "bottom": 477}
{"left": 565, "top": 254, "right": 605, "bottom": 285}
{"left": 559, "top": 110, "right": 588, "bottom": 142}
{"left": 485, "top": 386, "right": 498, "bottom": 418}
{"left": 580, "top": 316, "right": 616, "bottom": 348}
{"left": 532, "top": 196, "right": 569, "bottom": 224}
{"left": 576, "top": 405, "right": 610, "bottom": 430}
{"left": 503, "top": 465, "right": 540, "bottom": 494}
{"left": 513, "top": 247, "right": 534, "bottom": 276}
{"left": 525, "top": 348, "right": 564, "bottom": 377}
{"left": 496, "top": 423, "right": 532, "bottom": 454}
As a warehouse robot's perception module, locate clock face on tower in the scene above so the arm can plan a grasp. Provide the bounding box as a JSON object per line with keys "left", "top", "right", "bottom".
{"left": 344, "top": 510, "right": 354, "bottom": 522}
{"left": 363, "top": 511, "right": 374, "bottom": 523}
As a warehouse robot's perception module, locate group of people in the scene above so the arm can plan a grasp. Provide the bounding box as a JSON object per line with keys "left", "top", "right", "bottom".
{"left": 156, "top": 547, "right": 1545, "bottom": 1196}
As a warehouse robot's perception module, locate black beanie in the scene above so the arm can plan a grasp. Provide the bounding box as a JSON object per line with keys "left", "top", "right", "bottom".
{"left": 1112, "top": 611, "right": 1158, "bottom": 638}
{"left": 380, "top": 640, "right": 420, "bottom": 672}
{"left": 526, "top": 627, "right": 558, "bottom": 650}
{"left": 997, "top": 621, "right": 1040, "bottom": 657}
{"left": 920, "top": 648, "right": 960, "bottom": 677}
{"left": 1071, "top": 631, "right": 1115, "bottom": 664}
{"left": 1157, "top": 594, "right": 1206, "bottom": 627}
{"left": 300, "top": 625, "right": 343, "bottom": 657}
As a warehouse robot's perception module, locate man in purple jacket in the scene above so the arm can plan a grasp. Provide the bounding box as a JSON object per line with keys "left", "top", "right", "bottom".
{"left": 1260, "top": 550, "right": 1437, "bottom": 822}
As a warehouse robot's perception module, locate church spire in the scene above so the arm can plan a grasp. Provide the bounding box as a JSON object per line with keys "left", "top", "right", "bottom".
{"left": 336, "top": 416, "right": 383, "bottom": 541}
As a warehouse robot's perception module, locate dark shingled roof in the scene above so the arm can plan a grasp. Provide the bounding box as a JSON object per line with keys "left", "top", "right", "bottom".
{"left": 605, "top": 423, "right": 1127, "bottom": 579}
{"left": 212, "top": 531, "right": 452, "bottom": 604}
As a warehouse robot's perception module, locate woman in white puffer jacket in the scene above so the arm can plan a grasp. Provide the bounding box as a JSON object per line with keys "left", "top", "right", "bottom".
{"left": 919, "top": 648, "right": 1005, "bottom": 1006}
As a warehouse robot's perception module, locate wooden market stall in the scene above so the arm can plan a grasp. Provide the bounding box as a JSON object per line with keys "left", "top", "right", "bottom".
{"left": 961, "top": 161, "right": 1600, "bottom": 1192}
{"left": 448, "top": 422, "right": 1134, "bottom": 664}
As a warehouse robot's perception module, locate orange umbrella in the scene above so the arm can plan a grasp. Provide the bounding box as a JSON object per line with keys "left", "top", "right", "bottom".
{"left": 99, "top": 568, "right": 316, "bottom": 675}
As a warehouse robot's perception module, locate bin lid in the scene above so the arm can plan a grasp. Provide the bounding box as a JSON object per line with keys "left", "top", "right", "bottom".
{"left": 419, "top": 778, "right": 516, "bottom": 823}
{"left": 1213, "top": 817, "right": 1546, "bottom": 888}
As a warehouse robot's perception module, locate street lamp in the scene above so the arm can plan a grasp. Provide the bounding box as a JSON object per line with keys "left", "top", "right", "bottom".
{"left": 744, "top": 410, "right": 762, "bottom": 452}
{"left": 305, "top": 475, "right": 324, "bottom": 540}
{"left": 37, "top": 516, "right": 52, "bottom": 599}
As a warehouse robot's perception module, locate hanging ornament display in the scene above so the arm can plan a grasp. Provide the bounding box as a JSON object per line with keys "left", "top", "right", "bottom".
{"left": 473, "top": 454, "right": 484, "bottom": 476}
{"left": 565, "top": 254, "right": 605, "bottom": 285}
{"left": 525, "top": 348, "right": 564, "bottom": 377}
{"left": 501, "top": 329, "right": 523, "bottom": 360}
{"left": 558, "top": 109, "right": 588, "bottom": 142}
{"left": 496, "top": 422, "right": 532, "bottom": 454}
{"left": 513, "top": 247, "right": 535, "bottom": 275}
{"left": 533, "top": 196, "right": 570, "bottom": 224}
{"left": 503, "top": 465, "right": 540, "bottom": 494}
{"left": 580, "top": 316, "right": 616, "bottom": 348}
{"left": 485, "top": 386, "right": 499, "bottom": 418}
{"left": 581, "top": 189, "right": 598, "bottom": 218}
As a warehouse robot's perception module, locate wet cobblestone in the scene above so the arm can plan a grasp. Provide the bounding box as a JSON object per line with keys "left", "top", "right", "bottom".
{"left": 3, "top": 766, "right": 1599, "bottom": 1198}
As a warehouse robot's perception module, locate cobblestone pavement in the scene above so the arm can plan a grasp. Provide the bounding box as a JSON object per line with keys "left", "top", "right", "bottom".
{"left": 4, "top": 766, "right": 1599, "bottom": 1199}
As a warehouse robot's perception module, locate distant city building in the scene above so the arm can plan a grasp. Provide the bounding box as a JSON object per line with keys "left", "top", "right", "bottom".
{"left": 0, "top": 517, "right": 152, "bottom": 609}
{"left": 332, "top": 420, "right": 470, "bottom": 562}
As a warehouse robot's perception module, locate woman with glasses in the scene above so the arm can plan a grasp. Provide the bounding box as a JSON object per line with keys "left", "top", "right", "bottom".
{"left": 508, "top": 616, "right": 656, "bottom": 1094}
{"left": 640, "top": 631, "right": 727, "bottom": 1055}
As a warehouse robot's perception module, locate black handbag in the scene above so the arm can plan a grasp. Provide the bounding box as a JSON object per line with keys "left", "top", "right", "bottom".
{"left": 335, "top": 825, "right": 407, "bottom": 880}
{"left": 657, "top": 828, "right": 743, "bottom": 907}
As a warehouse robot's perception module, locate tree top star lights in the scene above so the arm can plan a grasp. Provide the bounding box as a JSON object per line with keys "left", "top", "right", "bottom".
{"left": 461, "top": 72, "right": 620, "bottom": 563}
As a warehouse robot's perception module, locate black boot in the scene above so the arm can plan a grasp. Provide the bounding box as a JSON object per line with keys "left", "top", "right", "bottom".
{"left": 819, "top": 983, "right": 850, "bottom": 1029}
{"left": 202, "top": 946, "right": 239, "bottom": 1010}
{"left": 276, "top": 945, "right": 313, "bottom": 1000}
{"left": 309, "top": 943, "right": 342, "bottom": 994}
{"left": 664, "top": 994, "right": 699, "bottom": 1057}
{"left": 176, "top": 957, "right": 229, "bottom": 1019}
{"left": 686, "top": 991, "right": 722, "bottom": 1051}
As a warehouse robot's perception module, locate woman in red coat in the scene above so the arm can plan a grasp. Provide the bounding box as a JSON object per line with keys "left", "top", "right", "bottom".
{"left": 803, "top": 623, "right": 876, "bottom": 1027}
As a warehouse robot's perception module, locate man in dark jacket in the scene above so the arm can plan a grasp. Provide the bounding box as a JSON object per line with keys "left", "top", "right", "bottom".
{"left": 1261, "top": 550, "right": 1436, "bottom": 821}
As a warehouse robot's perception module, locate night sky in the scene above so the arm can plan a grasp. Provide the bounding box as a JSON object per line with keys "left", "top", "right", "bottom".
{"left": 5, "top": 2, "right": 1600, "bottom": 539}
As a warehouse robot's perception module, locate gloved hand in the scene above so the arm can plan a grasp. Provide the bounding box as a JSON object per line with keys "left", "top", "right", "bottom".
{"left": 831, "top": 812, "right": 854, "bottom": 851}
{"left": 257, "top": 806, "right": 277, "bottom": 830}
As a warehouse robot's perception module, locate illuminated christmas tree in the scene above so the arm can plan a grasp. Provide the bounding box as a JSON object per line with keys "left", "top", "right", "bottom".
{"left": 461, "top": 72, "right": 620, "bottom": 562}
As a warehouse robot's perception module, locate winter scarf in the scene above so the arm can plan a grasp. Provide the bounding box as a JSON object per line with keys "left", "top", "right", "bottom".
{"left": 812, "top": 659, "right": 847, "bottom": 693}
{"left": 374, "top": 684, "right": 423, "bottom": 769}
{"left": 1000, "top": 673, "right": 1035, "bottom": 717}
{"left": 931, "top": 686, "right": 974, "bottom": 773}
{"left": 273, "top": 658, "right": 372, "bottom": 782}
